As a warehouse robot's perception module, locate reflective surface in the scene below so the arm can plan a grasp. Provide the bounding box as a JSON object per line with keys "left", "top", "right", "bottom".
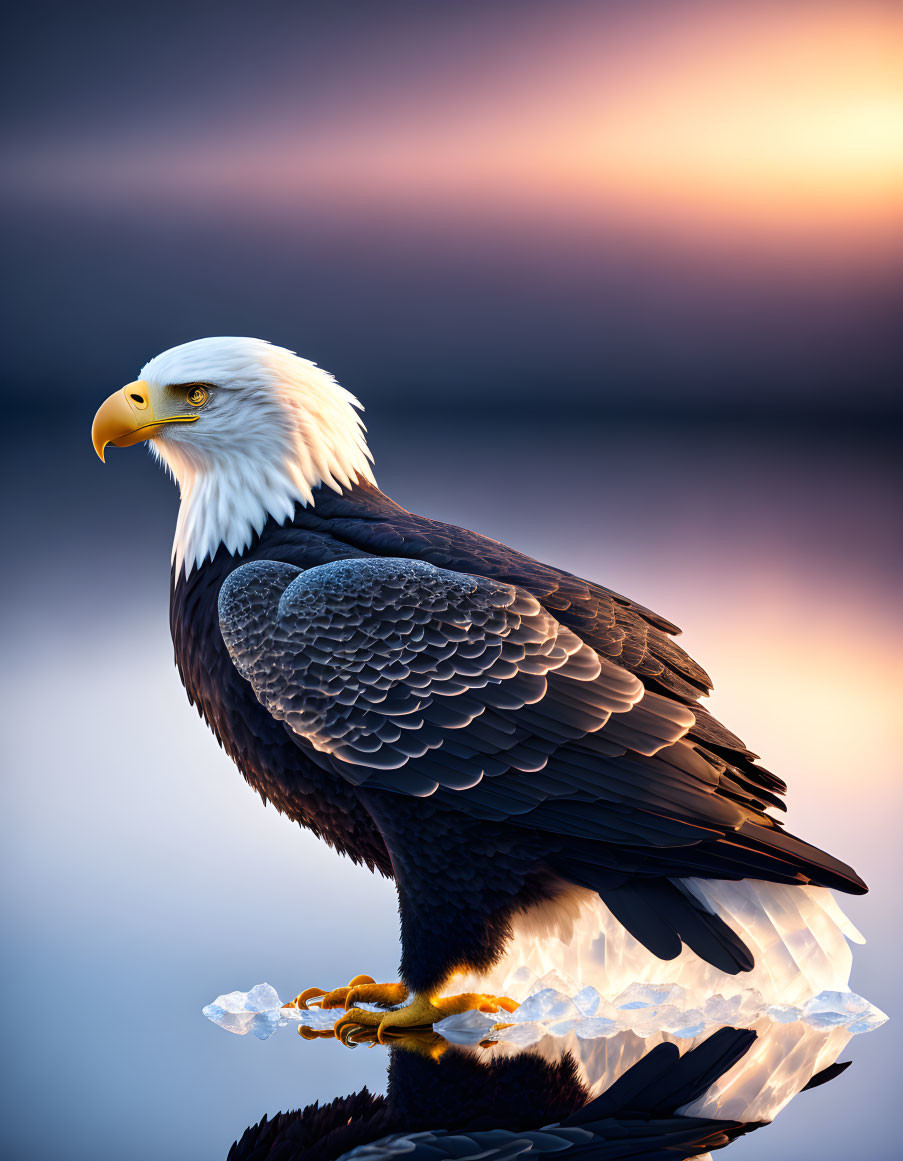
{"left": 225, "top": 1022, "right": 857, "bottom": 1161}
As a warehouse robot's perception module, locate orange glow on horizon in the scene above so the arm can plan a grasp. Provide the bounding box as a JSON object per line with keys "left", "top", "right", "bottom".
{"left": 8, "top": 3, "right": 903, "bottom": 247}
{"left": 537, "top": 8, "right": 903, "bottom": 236}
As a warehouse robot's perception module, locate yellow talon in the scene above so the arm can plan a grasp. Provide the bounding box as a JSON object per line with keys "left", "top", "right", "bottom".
{"left": 286, "top": 975, "right": 519, "bottom": 1045}
{"left": 283, "top": 986, "right": 328, "bottom": 1011}
{"left": 333, "top": 990, "right": 519, "bottom": 1044}
{"left": 344, "top": 981, "right": 410, "bottom": 1009}
{"left": 297, "top": 1024, "right": 336, "bottom": 1040}
{"left": 296, "top": 1018, "right": 455, "bottom": 1057}
{"left": 434, "top": 992, "right": 519, "bottom": 1016}
{"left": 284, "top": 974, "right": 378, "bottom": 1011}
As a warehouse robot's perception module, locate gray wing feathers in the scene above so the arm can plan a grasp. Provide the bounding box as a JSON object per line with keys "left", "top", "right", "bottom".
{"left": 219, "top": 558, "right": 695, "bottom": 795}
{"left": 217, "top": 559, "right": 304, "bottom": 680}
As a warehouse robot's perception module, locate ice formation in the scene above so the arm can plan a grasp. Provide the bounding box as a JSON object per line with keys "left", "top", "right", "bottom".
{"left": 202, "top": 973, "right": 886, "bottom": 1044}
{"left": 202, "top": 978, "right": 886, "bottom": 1127}
{"left": 202, "top": 983, "right": 288, "bottom": 1040}
{"left": 203, "top": 983, "right": 341, "bottom": 1040}
{"left": 433, "top": 971, "right": 886, "bottom": 1047}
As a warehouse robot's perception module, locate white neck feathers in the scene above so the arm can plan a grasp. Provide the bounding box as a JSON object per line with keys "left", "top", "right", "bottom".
{"left": 141, "top": 338, "right": 375, "bottom": 576}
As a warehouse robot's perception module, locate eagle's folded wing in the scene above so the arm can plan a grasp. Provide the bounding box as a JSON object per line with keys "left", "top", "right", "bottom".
{"left": 217, "top": 557, "right": 695, "bottom": 798}
{"left": 218, "top": 556, "right": 866, "bottom": 896}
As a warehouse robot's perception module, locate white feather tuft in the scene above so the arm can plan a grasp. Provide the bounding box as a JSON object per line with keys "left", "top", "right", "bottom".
{"left": 457, "top": 878, "right": 863, "bottom": 1007}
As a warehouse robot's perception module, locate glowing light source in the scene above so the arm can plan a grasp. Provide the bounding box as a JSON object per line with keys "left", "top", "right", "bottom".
{"left": 6, "top": 3, "right": 902, "bottom": 247}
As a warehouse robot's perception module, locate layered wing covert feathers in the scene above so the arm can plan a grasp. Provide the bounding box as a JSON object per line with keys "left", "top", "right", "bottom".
{"left": 288, "top": 485, "right": 781, "bottom": 800}
{"left": 218, "top": 558, "right": 697, "bottom": 798}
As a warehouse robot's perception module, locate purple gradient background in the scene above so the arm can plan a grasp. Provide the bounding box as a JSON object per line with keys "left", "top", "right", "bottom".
{"left": 1, "top": 3, "right": 900, "bottom": 1159}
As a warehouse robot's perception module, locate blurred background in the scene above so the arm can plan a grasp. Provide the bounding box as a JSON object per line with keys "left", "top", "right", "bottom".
{"left": 1, "top": 1, "right": 900, "bottom": 1158}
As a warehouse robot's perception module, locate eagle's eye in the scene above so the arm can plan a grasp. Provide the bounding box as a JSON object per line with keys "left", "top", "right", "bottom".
{"left": 186, "top": 385, "right": 209, "bottom": 406}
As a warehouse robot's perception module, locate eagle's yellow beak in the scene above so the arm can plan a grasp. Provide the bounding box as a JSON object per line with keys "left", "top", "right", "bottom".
{"left": 91, "top": 380, "right": 198, "bottom": 462}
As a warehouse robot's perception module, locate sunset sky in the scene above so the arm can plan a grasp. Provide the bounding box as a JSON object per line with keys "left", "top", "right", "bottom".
{"left": 6, "top": 1, "right": 903, "bottom": 239}
{"left": 2, "top": 0, "right": 901, "bottom": 410}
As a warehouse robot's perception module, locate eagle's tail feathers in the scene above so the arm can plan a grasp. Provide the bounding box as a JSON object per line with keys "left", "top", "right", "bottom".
{"left": 734, "top": 821, "right": 868, "bottom": 895}
{"left": 457, "top": 875, "right": 861, "bottom": 1004}
{"left": 597, "top": 878, "right": 755, "bottom": 975}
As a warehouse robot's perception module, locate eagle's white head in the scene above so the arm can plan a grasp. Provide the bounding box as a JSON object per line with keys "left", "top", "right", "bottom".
{"left": 92, "top": 337, "right": 375, "bottom": 575}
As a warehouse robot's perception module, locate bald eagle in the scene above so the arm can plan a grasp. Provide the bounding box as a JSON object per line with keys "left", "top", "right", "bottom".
{"left": 93, "top": 337, "right": 866, "bottom": 1038}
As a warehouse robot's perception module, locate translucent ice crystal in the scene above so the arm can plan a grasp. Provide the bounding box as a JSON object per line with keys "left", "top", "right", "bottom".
{"left": 505, "top": 966, "right": 540, "bottom": 999}
{"left": 572, "top": 986, "right": 601, "bottom": 1017}
{"left": 663, "top": 1008, "right": 707, "bottom": 1039}
{"left": 630, "top": 1004, "right": 681, "bottom": 1037}
{"left": 496, "top": 1021, "right": 546, "bottom": 1047}
{"left": 203, "top": 982, "right": 287, "bottom": 1040}
{"left": 281, "top": 1005, "right": 343, "bottom": 1031}
{"left": 702, "top": 989, "right": 764, "bottom": 1025}
{"left": 614, "top": 982, "right": 689, "bottom": 1011}
{"left": 802, "top": 991, "right": 888, "bottom": 1033}
{"left": 573, "top": 1016, "right": 619, "bottom": 1040}
{"left": 766, "top": 1003, "right": 802, "bottom": 1024}
{"left": 510, "top": 988, "right": 581, "bottom": 1024}
{"left": 433, "top": 1009, "right": 500, "bottom": 1044}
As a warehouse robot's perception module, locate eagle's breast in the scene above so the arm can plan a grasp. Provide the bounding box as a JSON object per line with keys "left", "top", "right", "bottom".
{"left": 168, "top": 526, "right": 394, "bottom": 874}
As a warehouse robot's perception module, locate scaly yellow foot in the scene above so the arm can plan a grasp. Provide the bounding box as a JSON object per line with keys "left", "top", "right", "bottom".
{"left": 283, "top": 975, "right": 409, "bottom": 1013}
{"left": 335, "top": 990, "right": 518, "bottom": 1045}
{"left": 298, "top": 1021, "right": 450, "bottom": 1057}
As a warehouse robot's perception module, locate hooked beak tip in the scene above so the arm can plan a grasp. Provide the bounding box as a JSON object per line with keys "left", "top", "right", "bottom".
{"left": 91, "top": 382, "right": 150, "bottom": 462}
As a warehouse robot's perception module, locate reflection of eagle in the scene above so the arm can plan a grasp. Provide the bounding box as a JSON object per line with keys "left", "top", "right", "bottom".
{"left": 230, "top": 1025, "right": 848, "bottom": 1161}
{"left": 93, "top": 337, "right": 866, "bottom": 1037}
{"left": 230, "top": 1032, "right": 761, "bottom": 1161}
